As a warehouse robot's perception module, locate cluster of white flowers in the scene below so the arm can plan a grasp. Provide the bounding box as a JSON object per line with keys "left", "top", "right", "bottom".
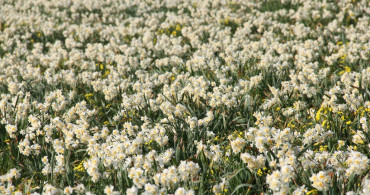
{"left": 0, "top": 0, "right": 369, "bottom": 194}
{"left": 0, "top": 169, "right": 20, "bottom": 195}
{"left": 345, "top": 151, "right": 369, "bottom": 177}
{"left": 309, "top": 171, "right": 331, "bottom": 191}
{"left": 266, "top": 165, "right": 295, "bottom": 194}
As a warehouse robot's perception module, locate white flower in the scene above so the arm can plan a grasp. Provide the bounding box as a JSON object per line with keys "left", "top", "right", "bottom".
{"left": 64, "top": 186, "right": 73, "bottom": 195}
{"left": 127, "top": 186, "right": 138, "bottom": 195}
{"left": 309, "top": 171, "right": 330, "bottom": 191}
{"left": 230, "top": 137, "right": 246, "bottom": 154}
{"left": 292, "top": 185, "right": 307, "bottom": 195}
{"left": 104, "top": 185, "right": 119, "bottom": 195}
{"left": 5, "top": 124, "right": 17, "bottom": 138}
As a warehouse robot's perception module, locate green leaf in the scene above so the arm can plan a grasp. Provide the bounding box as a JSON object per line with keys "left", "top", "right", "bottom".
{"left": 231, "top": 183, "right": 253, "bottom": 195}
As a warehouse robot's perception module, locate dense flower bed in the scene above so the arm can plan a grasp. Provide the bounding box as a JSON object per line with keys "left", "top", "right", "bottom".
{"left": 0, "top": 0, "right": 369, "bottom": 194}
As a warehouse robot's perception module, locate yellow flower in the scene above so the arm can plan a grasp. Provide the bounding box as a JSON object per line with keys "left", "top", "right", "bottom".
{"left": 257, "top": 169, "right": 263, "bottom": 176}
{"left": 316, "top": 107, "right": 323, "bottom": 121}
{"left": 74, "top": 160, "right": 85, "bottom": 172}
{"left": 85, "top": 93, "right": 93, "bottom": 98}
{"left": 175, "top": 24, "right": 181, "bottom": 31}
{"left": 287, "top": 121, "right": 295, "bottom": 128}
{"left": 339, "top": 66, "right": 351, "bottom": 75}
{"left": 319, "top": 145, "right": 327, "bottom": 152}
{"left": 102, "top": 70, "right": 110, "bottom": 77}
{"left": 322, "top": 120, "right": 327, "bottom": 127}
{"left": 306, "top": 189, "right": 318, "bottom": 195}
{"left": 145, "top": 140, "right": 154, "bottom": 149}
{"left": 355, "top": 106, "right": 367, "bottom": 116}
{"left": 85, "top": 93, "right": 93, "bottom": 102}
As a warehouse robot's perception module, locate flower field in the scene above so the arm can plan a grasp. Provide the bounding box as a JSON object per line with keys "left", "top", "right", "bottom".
{"left": 0, "top": 0, "right": 369, "bottom": 194}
